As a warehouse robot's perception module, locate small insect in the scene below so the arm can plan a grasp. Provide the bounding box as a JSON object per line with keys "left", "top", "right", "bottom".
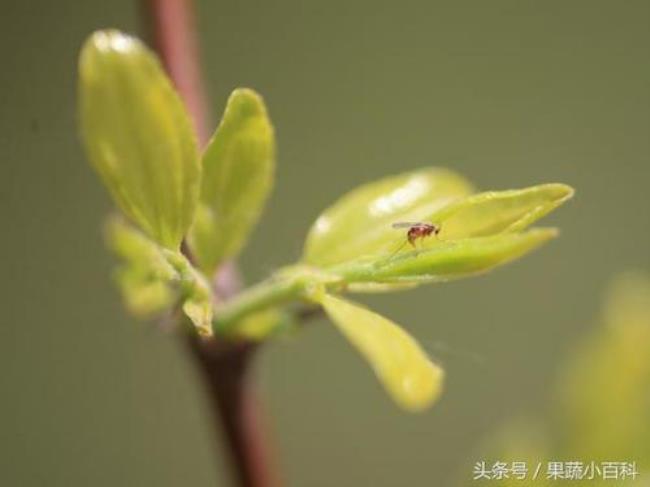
{"left": 388, "top": 222, "right": 441, "bottom": 258}
{"left": 392, "top": 222, "right": 441, "bottom": 246}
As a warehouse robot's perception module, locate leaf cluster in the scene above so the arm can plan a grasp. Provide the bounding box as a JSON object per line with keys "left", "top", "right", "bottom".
{"left": 79, "top": 30, "right": 573, "bottom": 411}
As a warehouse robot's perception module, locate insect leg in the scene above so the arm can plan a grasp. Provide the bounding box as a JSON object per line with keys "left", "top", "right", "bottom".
{"left": 386, "top": 239, "right": 409, "bottom": 261}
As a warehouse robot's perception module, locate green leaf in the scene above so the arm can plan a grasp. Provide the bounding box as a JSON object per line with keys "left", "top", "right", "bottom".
{"left": 188, "top": 88, "right": 275, "bottom": 273}
{"left": 116, "top": 273, "right": 175, "bottom": 319}
{"left": 79, "top": 30, "right": 200, "bottom": 249}
{"left": 434, "top": 183, "right": 574, "bottom": 240}
{"left": 333, "top": 228, "right": 557, "bottom": 284}
{"left": 557, "top": 272, "right": 650, "bottom": 461}
{"left": 316, "top": 293, "right": 444, "bottom": 412}
{"left": 303, "top": 168, "right": 473, "bottom": 266}
{"left": 346, "top": 282, "right": 419, "bottom": 293}
{"left": 106, "top": 218, "right": 213, "bottom": 335}
{"left": 105, "top": 217, "right": 177, "bottom": 317}
{"left": 226, "top": 308, "right": 290, "bottom": 341}
{"left": 163, "top": 251, "right": 214, "bottom": 336}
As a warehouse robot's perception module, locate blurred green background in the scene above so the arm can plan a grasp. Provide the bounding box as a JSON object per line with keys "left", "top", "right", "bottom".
{"left": 1, "top": 1, "right": 649, "bottom": 486}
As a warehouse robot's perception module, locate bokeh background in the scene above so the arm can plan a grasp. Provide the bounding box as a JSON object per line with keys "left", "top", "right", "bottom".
{"left": 2, "top": 1, "right": 649, "bottom": 486}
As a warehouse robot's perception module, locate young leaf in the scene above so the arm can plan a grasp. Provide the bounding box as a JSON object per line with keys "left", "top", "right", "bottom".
{"left": 106, "top": 217, "right": 177, "bottom": 317}
{"left": 346, "top": 282, "right": 419, "bottom": 293}
{"left": 106, "top": 217, "right": 213, "bottom": 335}
{"left": 188, "top": 88, "right": 275, "bottom": 273}
{"left": 303, "top": 168, "right": 473, "bottom": 266}
{"left": 116, "top": 272, "right": 175, "bottom": 319}
{"left": 434, "top": 183, "right": 574, "bottom": 240}
{"left": 226, "top": 308, "right": 290, "bottom": 341}
{"left": 163, "top": 250, "right": 214, "bottom": 336}
{"left": 333, "top": 228, "right": 557, "bottom": 284}
{"left": 557, "top": 273, "right": 650, "bottom": 461}
{"left": 79, "top": 30, "right": 200, "bottom": 250}
{"left": 317, "top": 293, "right": 444, "bottom": 412}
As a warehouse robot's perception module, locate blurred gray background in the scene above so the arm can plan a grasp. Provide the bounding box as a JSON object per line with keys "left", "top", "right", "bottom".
{"left": 1, "top": 1, "right": 649, "bottom": 485}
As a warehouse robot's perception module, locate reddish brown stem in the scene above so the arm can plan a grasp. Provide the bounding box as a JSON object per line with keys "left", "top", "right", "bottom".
{"left": 188, "top": 338, "right": 280, "bottom": 487}
{"left": 140, "top": 2, "right": 279, "bottom": 487}
{"left": 142, "top": 0, "right": 211, "bottom": 145}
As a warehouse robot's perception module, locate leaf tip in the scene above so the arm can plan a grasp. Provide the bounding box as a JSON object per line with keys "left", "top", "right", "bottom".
{"left": 398, "top": 360, "right": 445, "bottom": 413}
{"left": 227, "top": 87, "right": 269, "bottom": 118}
{"left": 544, "top": 183, "right": 575, "bottom": 204}
{"left": 531, "top": 226, "right": 560, "bottom": 241}
{"left": 80, "top": 30, "right": 140, "bottom": 72}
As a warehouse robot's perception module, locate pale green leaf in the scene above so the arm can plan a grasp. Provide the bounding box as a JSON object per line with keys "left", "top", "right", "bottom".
{"left": 188, "top": 88, "right": 275, "bottom": 273}
{"left": 106, "top": 216, "right": 176, "bottom": 278}
{"left": 303, "top": 168, "right": 473, "bottom": 266}
{"left": 116, "top": 271, "right": 175, "bottom": 319}
{"left": 106, "top": 218, "right": 213, "bottom": 334}
{"left": 478, "top": 273, "right": 650, "bottom": 481}
{"left": 79, "top": 30, "right": 200, "bottom": 249}
{"left": 557, "top": 272, "right": 650, "bottom": 461}
{"left": 346, "top": 282, "right": 419, "bottom": 293}
{"left": 333, "top": 228, "right": 557, "bottom": 284}
{"left": 106, "top": 217, "right": 177, "bottom": 317}
{"left": 317, "top": 293, "right": 444, "bottom": 412}
{"left": 435, "top": 183, "right": 574, "bottom": 240}
{"left": 226, "top": 308, "right": 287, "bottom": 341}
{"left": 163, "top": 250, "right": 214, "bottom": 336}
{"left": 183, "top": 296, "right": 214, "bottom": 337}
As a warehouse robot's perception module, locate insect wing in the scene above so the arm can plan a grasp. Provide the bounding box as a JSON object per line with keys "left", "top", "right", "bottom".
{"left": 391, "top": 222, "right": 421, "bottom": 229}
